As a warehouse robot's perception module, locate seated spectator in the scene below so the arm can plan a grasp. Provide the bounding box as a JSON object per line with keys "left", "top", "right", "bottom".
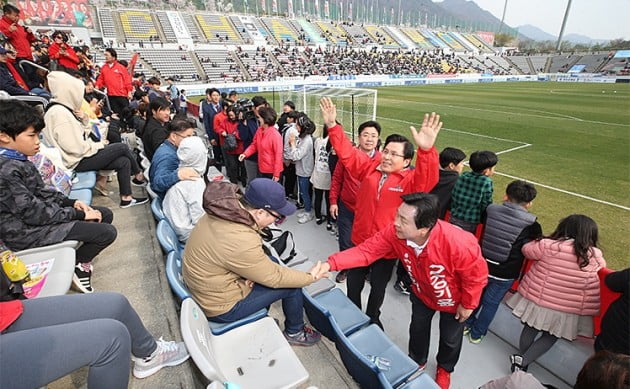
{"left": 465, "top": 180, "right": 542, "bottom": 344}
{"left": 163, "top": 136, "right": 207, "bottom": 242}
{"left": 0, "top": 47, "right": 49, "bottom": 98}
{"left": 141, "top": 97, "right": 170, "bottom": 160}
{"left": 450, "top": 150, "right": 498, "bottom": 233}
{"left": 595, "top": 268, "right": 629, "bottom": 355}
{"left": 0, "top": 287, "right": 189, "bottom": 386}
{"left": 43, "top": 71, "right": 148, "bottom": 208}
{"left": 149, "top": 117, "right": 198, "bottom": 199}
{"left": 48, "top": 31, "right": 80, "bottom": 71}
{"left": 0, "top": 100, "right": 116, "bottom": 293}
{"left": 183, "top": 178, "right": 324, "bottom": 346}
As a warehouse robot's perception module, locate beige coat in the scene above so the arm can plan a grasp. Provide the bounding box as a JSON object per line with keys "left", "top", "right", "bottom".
{"left": 43, "top": 71, "right": 104, "bottom": 169}
{"left": 183, "top": 181, "right": 313, "bottom": 317}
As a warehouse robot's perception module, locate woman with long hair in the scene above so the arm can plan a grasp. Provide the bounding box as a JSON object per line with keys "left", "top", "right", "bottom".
{"left": 507, "top": 214, "right": 605, "bottom": 372}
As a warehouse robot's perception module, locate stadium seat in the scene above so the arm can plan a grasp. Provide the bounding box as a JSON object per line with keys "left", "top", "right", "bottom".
{"left": 156, "top": 219, "right": 183, "bottom": 255}
{"left": 289, "top": 260, "right": 335, "bottom": 296}
{"left": 71, "top": 171, "right": 97, "bottom": 189}
{"left": 15, "top": 240, "right": 79, "bottom": 298}
{"left": 166, "top": 251, "right": 190, "bottom": 301}
{"left": 151, "top": 197, "right": 165, "bottom": 221}
{"left": 303, "top": 287, "right": 370, "bottom": 342}
{"left": 67, "top": 188, "right": 93, "bottom": 206}
{"left": 180, "top": 297, "right": 309, "bottom": 389}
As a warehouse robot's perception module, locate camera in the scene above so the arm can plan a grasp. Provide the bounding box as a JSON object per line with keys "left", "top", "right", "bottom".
{"left": 233, "top": 98, "right": 255, "bottom": 121}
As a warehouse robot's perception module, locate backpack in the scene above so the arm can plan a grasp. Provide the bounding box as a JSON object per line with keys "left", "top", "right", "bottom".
{"left": 259, "top": 227, "right": 297, "bottom": 264}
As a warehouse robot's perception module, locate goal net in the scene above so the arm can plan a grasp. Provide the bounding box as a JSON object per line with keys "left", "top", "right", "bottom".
{"left": 279, "top": 86, "right": 378, "bottom": 141}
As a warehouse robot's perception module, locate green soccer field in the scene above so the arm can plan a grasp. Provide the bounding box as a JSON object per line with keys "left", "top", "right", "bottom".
{"left": 198, "top": 82, "right": 630, "bottom": 269}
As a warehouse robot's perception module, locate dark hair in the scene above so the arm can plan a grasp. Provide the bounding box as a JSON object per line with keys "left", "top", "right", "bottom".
{"left": 147, "top": 76, "right": 160, "bottom": 86}
{"left": 439, "top": 147, "right": 466, "bottom": 169}
{"left": 469, "top": 150, "right": 498, "bottom": 173}
{"left": 358, "top": 120, "right": 381, "bottom": 135}
{"left": 257, "top": 106, "right": 277, "bottom": 126}
{"left": 148, "top": 97, "right": 170, "bottom": 114}
{"left": 0, "top": 100, "right": 45, "bottom": 139}
{"left": 104, "top": 48, "right": 117, "bottom": 59}
{"left": 297, "top": 115, "right": 315, "bottom": 138}
{"left": 3, "top": 4, "right": 19, "bottom": 14}
{"left": 574, "top": 351, "right": 630, "bottom": 389}
{"left": 505, "top": 180, "right": 537, "bottom": 204}
{"left": 384, "top": 134, "right": 415, "bottom": 160}
{"left": 287, "top": 110, "right": 300, "bottom": 120}
{"left": 400, "top": 192, "right": 439, "bottom": 229}
{"left": 228, "top": 90, "right": 238, "bottom": 97}
{"left": 322, "top": 123, "right": 329, "bottom": 139}
{"left": 283, "top": 100, "right": 295, "bottom": 110}
{"left": 180, "top": 89, "right": 186, "bottom": 94}
{"left": 251, "top": 96, "right": 267, "bottom": 107}
{"left": 205, "top": 87, "right": 220, "bottom": 96}
{"left": 548, "top": 214, "right": 599, "bottom": 269}
{"left": 220, "top": 92, "right": 228, "bottom": 100}
{"left": 167, "top": 117, "right": 195, "bottom": 133}
{"left": 118, "top": 59, "right": 128, "bottom": 67}
{"left": 220, "top": 100, "right": 232, "bottom": 109}
{"left": 52, "top": 31, "right": 67, "bottom": 42}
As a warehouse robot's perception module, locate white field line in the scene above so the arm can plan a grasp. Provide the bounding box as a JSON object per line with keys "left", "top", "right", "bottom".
{"left": 494, "top": 144, "right": 532, "bottom": 155}
{"left": 378, "top": 97, "right": 630, "bottom": 128}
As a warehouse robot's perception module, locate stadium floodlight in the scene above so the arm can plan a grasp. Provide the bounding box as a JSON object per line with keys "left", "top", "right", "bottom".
{"left": 279, "top": 86, "right": 377, "bottom": 141}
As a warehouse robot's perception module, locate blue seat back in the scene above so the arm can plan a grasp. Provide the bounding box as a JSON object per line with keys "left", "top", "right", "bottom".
{"left": 302, "top": 289, "right": 336, "bottom": 341}
{"left": 166, "top": 251, "right": 191, "bottom": 301}
{"left": 151, "top": 197, "right": 165, "bottom": 221}
{"left": 156, "top": 220, "right": 179, "bottom": 254}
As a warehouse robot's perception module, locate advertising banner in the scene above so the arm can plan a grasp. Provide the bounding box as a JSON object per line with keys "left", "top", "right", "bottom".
{"left": 18, "top": 0, "right": 94, "bottom": 27}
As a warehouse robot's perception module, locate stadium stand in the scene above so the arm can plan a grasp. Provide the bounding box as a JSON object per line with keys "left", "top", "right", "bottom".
{"left": 435, "top": 31, "right": 465, "bottom": 51}
{"left": 97, "top": 8, "right": 118, "bottom": 41}
{"left": 195, "top": 14, "right": 243, "bottom": 44}
{"left": 529, "top": 55, "right": 550, "bottom": 73}
{"left": 549, "top": 54, "right": 581, "bottom": 73}
{"left": 118, "top": 9, "right": 158, "bottom": 43}
{"left": 507, "top": 55, "right": 534, "bottom": 74}
{"left": 576, "top": 54, "right": 610, "bottom": 72}
{"left": 449, "top": 31, "right": 478, "bottom": 52}
{"left": 364, "top": 25, "right": 401, "bottom": 48}
{"left": 292, "top": 19, "right": 328, "bottom": 44}
{"left": 272, "top": 46, "right": 311, "bottom": 77}
{"left": 137, "top": 49, "right": 200, "bottom": 81}
{"left": 249, "top": 16, "right": 278, "bottom": 44}
{"left": 195, "top": 49, "right": 244, "bottom": 83}
{"left": 180, "top": 13, "right": 204, "bottom": 42}
{"left": 339, "top": 23, "right": 374, "bottom": 46}
{"left": 420, "top": 28, "right": 449, "bottom": 49}
{"left": 400, "top": 28, "right": 437, "bottom": 49}
{"left": 261, "top": 17, "right": 301, "bottom": 44}
{"left": 235, "top": 47, "right": 284, "bottom": 81}
{"left": 155, "top": 11, "right": 178, "bottom": 43}
{"left": 486, "top": 55, "right": 518, "bottom": 74}
{"left": 315, "top": 21, "right": 349, "bottom": 45}
{"left": 463, "top": 33, "right": 495, "bottom": 53}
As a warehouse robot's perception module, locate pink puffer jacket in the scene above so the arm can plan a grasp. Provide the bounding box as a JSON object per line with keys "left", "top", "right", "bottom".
{"left": 519, "top": 239, "right": 605, "bottom": 316}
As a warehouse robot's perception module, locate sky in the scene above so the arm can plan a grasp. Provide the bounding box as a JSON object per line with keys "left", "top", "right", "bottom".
{"left": 464, "top": 0, "right": 630, "bottom": 40}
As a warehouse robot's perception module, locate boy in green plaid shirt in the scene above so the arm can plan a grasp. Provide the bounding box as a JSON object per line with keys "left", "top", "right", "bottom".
{"left": 449, "top": 151, "right": 498, "bottom": 233}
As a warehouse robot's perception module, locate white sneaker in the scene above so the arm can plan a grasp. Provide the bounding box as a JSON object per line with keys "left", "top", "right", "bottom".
{"left": 298, "top": 211, "right": 314, "bottom": 224}
{"left": 133, "top": 338, "right": 189, "bottom": 379}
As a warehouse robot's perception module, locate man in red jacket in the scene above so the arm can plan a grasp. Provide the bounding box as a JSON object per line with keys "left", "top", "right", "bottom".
{"left": 0, "top": 4, "right": 37, "bottom": 84}
{"left": 95, "top": 48, "right": 132, "bottom": 116}
{"left": 320, "top": 97, "right": 440, "bottom": 329}
{"left": 316, "top": 193, "right": 488, "bottom": 389}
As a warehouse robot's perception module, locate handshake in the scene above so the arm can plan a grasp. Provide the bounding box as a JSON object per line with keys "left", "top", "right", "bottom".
{"left": 307, "top": 261, "right": 332, "bottom": 281}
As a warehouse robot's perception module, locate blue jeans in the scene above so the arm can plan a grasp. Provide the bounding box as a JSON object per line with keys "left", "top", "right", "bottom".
{"left": 297, "top": 175, "right": 312, "bottom": 212}
{"left": 30, "top": 87, "right": 51, "bottom": 99}
{"left": 209, "top": 257, "right": 305, "bottom": 334}
{"left": 465, "top": 277, "right": 514, "bottom": 339}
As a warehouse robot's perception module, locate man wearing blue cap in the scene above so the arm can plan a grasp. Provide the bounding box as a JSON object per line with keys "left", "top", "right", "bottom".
{"left": 183, "top": 178, "right": 325, "bottom": 346}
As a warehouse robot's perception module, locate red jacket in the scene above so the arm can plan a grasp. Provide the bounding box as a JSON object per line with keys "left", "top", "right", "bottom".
{"left": 243, "top": 126, "right": 283, "bottom": 178}
{"left": 48, "top": 42, "right": 80, "bottom": 70}
{"left": 219, "top": 117, "right": 244, "bottom": 155}
{"left": 328, "top": 221, "right": 488, "bottom": 313}
{"left": 329, "top": 149, "right": 379, "bottom": 212}
{"left": 95, "top": 61, "right": 132, "bottom": 97}
{"left": 0, "top": 16, "right": 35, "bottom": 60}
{"left": 213, "top": 111, "right": 227, "bottom": 145}
{"left": 328, "top": 123, "right": 439, "bottom": 245}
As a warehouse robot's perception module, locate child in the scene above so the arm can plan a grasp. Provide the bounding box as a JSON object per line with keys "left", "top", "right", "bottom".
{"left": 287, "top": 114, "right": 315, "bottom": 223}
{"left": 0, "top": 100, "right": 117, "bottom": 293}
{"left": 449, "top": 150, "right": 498, "bottom": 233}
{"left": 310, "top": 124, "right": 332, "bottom": 226}
{"left": 507, "top": 214, "right": 605, "bottom": 372}
{"left": 465, "top": 180, "right": 542, "bottom": 343}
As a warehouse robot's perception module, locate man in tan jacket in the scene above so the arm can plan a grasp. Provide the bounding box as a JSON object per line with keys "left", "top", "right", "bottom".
{"left": 183, "top": 178, "right": 325, "bottom": 346}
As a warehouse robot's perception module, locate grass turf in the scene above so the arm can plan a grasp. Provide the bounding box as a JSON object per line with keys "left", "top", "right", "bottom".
{"left": 196, "top": 82, "right": 629, "bottom": 269}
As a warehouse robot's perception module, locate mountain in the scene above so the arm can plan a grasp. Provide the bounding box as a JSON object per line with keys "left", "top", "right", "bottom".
{"left": 563, "top": 33, "right": 609, "bottom": 45}
{"left": 517, "top": 24, "right": 556, "bottom": 41}
{"left": 435, "top": 0, "right": 504, "bottom": 26}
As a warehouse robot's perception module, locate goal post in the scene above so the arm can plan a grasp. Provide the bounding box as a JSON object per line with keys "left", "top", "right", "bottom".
{"left": 279, "top": 86, "right": 378, "bottom": 141}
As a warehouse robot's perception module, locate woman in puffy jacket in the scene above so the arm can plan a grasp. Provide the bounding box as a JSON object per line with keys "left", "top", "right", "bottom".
{"left": 507, "top": 214, "right": 605, "bottom": 372}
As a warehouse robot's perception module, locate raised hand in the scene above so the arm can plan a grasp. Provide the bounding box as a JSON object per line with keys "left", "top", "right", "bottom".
{"left": 409, "top": 112, "right": 442, "bottom": 151}
{"left": 320, "top": 97, "right": 337, "bottom": 128}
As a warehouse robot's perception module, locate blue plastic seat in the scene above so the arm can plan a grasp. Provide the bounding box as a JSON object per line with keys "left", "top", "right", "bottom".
{"left": 208, "top": 308, "right": 268, "bottom": 336}
{"left": 68, "top": 188, "right": 93, "bottom": 206}
{"left": 151, "top": 197, "right": 165, "bottom": 221}
{"left": 303, "top": 288, "right": 370, "bottom": 342}
{"left": 156, "top": 220, "right": 183, "bottom": 254}
{"left": 166, "top": 251, "right": 191, "bottom": 301}
{"left": 71, "top": 171, "right": 97, "bottom": 189}
{"left": 334, "top": 322, "right": 420, "bottom": 389}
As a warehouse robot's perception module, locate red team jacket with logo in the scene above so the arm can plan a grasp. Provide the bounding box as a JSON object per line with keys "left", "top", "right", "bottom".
{"left": 328, "top": 221, "right": 488, "bottom": 313}
{"left": 327, "top": 123, "right": 439, "bottom": 245}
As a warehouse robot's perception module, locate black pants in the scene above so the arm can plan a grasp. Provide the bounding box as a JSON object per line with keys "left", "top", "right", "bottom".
{"left": 108, "top": 96, "right": 129, "bottom": 117}
{"left": 223, "top": 151, "right": 240, "bottom": 184}
{"left": 408, "top": 293, "right": 464, "bottom": 373}
{"left": 313, "top": 188, "right": 330, "bottom": 220}
{"left": 64, "top": 206, "right": 117, "bottom": 264}
{"left": 347, "top": 258, "right": 396, "bottom": 328}
{"left": 283, "top": 163, "right": 297, "bottom": 197}
{"left": 74, "top": 143, "right": 141, "bottom": 196}
{"left": 396, "top": 260, "right": 412, "bottom": 288}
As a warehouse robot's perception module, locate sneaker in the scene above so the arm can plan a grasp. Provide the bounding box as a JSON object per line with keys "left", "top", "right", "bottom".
{"left": 298, "top": 212, "right": 314, "bottom": 224}
{"left": 315, "top": 217, "right": 326, "bottom": 225}
{"left": 393, "top": 280, "right": 410, "bottom": 295}
{"left": 463, "top": 326, "right": 471, "bottom": 336}
{"left": 72, "top": 262, "right": 93, "bottom": 294}
{"left": 510, "top": 354, "right": 527, "bottom": 373}
{"left": 295, "top": 202, "right": 305, "bottom": 210}
{"left": 131, "top": 177, "right": 147, "bottom": 187}
{"left": 335, "top": 270, "right": 348, "bottom": 283}
{"left": 120, "top": 197, "right": 149, "bottom": 208}
{"left": 94, "top": 185, "right": 113, "bottom": 196}
{"left": 133, "top": 338, "right": 190, "bottom": 379}
{"left": 283, "top": 326, "right": 321, "bottom": 346}
{"left": 468, "top": 333, "right": 483, "bottom": 344}
{"left": 329, "top": 224, "right": 338, "bottom": 235}
{"left": 435, "top": 366, "right": 451, "bottom": 389}
{"left": 326, "top": 222, "right": 333, "bottom": 231}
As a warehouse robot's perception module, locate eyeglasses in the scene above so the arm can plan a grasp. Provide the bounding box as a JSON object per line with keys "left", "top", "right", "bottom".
{"left": 173, "top": 132, "right": 194, "bottom": 139}
{"left": 265, "top": 209, "right": 286, "bottom": 224}
{"left": 381, "top": 149, "right": 406, "bottom": 159}
{"left": 54, "top": 36, "right": 63, "bottom": 40}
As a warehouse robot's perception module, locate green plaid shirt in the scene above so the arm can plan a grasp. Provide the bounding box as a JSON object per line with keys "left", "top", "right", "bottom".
{"left": 450, "top": 171, "right": 493, "bottom": 223}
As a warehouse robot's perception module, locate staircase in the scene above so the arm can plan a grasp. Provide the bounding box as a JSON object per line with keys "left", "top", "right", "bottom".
{"left": 189, "top": 51, "right": 206, "bottom": 80}
{"left": 525, "top": 57, "right": 536, "bottom": 73}
{"left": 151, "top": 13, "right": 168, "bottom": 43}
{"left": 110, "top": 11, "right": 126, "bottom": 42}
{"left": 230, "top": 51, "right": 251, "bottom": 81}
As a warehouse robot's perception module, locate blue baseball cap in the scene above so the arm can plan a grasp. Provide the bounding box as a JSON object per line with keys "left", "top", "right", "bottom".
{"left": 244, "top": 178, "right": 296, "bottom": 216}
